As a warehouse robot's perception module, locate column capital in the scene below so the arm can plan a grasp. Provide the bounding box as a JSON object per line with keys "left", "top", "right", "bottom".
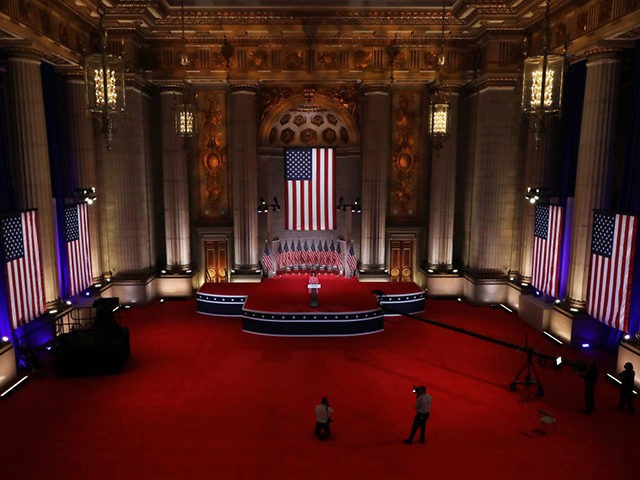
{"left": 360, "top": 82, "right": 391, "bottom": 95}
{"left": 229, "top": 82, "right": 259, "bottom": 95}
{"left": 585, "top": 47, "right": 626, "bottom": 65}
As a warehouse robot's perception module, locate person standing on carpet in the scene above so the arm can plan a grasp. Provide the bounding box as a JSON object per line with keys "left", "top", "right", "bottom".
{"left": 580, "top": 358, "right": 599, "bottom": 414}
{"left": 314, "top": 396, "right": 333, "bottom": 440}
{"left": 404, "top": 385, "right": 431, "bottom": 445}
{"left": 618, "top": 362, "right": 636, "bottom": 414}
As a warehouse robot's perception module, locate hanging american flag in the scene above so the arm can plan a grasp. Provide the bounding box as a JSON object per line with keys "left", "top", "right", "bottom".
{"left": 532, "top": 204, "right": 563, "bottom": 298}
{"left": 346, "top": 243, "right": 358, "bottom": 273}
{"left": 261, "top": 242, "right": 274, "bottom": 273}
{"left": 587, "top": 211, "right": 638, "bottom": 331}
{"left": 1, "top": 210, "right": 45, "bottom": 330}
{"left": 285, "top": 148, "right": 335, "bottom": 230}
{"left": 65, "top": 203, "right": 93, "bottom": 297}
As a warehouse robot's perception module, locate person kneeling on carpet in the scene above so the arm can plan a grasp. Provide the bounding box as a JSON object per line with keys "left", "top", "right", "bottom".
{"left": 314, "top": 396, "right": 333, "bottom": 440}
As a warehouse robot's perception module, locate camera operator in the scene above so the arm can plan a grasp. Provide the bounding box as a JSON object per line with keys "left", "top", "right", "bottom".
{"left": 404, "top": 385, "right": 431, "bottom": 445}
{"left": 579, "top": 358, "right": 599, "bottom": 414}
{"left": 314, "top": 396, "right": 333, "bottom": 440}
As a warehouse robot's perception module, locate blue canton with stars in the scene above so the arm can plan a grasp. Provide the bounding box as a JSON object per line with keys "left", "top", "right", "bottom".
{"left": 1, "top": 214, "right": 24, "bottom": 263}
{"left": 285, "top": 149, "right": 313, "bottom": 181}
{"left": 591, "top": 211, "right": 615, "bottom": 258}
{"left": 534, "top": 205, "right": 549, "bottom": 239}
{"left": 64, "top": 206, "right": 80, "bottom": 243}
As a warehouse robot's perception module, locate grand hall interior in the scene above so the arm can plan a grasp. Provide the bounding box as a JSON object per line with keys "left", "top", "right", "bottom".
{"left": 0, "top": 1, "right": 639, "bottom": 478}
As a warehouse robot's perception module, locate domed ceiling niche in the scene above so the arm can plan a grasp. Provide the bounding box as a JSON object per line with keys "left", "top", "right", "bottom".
{"left": 259, "top": 89, "right": 359, "bottom": 148}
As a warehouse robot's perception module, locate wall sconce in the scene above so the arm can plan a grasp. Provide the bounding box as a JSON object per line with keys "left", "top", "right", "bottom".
{"left": 258, "top": 197, "right": 280, "bottom": 213}
{"left": 337, "top": 197, "right": 362, "bottom": 213}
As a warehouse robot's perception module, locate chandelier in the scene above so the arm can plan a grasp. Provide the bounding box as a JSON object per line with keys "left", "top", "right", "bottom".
{"left": 84, "top": 2, "right": 126, "bottom": 150}
{"left": 174, "top": 0, "right": 197, "bottom": 138}
{"left": 428, "top": 0, "right": 450, "bottom": 148}
{"left": 521, "top": 0, "right": 565, "bottom": 143}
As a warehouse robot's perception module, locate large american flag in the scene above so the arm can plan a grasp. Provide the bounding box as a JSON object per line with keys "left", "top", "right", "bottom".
{"left": 587, "top": 211, "right": 638, "bottom": 331}
{"left": 65, "top": 203, "right": 93, "bottom": 297}
{"left": 285, "top": 148, "right": 335, "bottom": 230}
{"left": 1, "top": 210, "right": 45, "bottom": 330}
{"left": 532, "top": 204, "right": 563, "bottom": 297}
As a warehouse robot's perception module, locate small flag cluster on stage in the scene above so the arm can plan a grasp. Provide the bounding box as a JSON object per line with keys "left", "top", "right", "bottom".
{"left": 273, "top": 239, "right": 348, "bottom": 273}
{"left": 532, "top": 204, "right": 563, "bottom": 298}
{"left": 0, "top": 210, "right": 45, "bottom": 330}
{"left": 261, "top": 242, "right": 274, "bottom": 273}
{"left": 285, "top": 148, "right": 335, "bottom": 231}
{"left": 64, "top": 203, "right": 93, "bottom": 297}
{"left": 587, "top": 210, "right": 638, "bottom": 332}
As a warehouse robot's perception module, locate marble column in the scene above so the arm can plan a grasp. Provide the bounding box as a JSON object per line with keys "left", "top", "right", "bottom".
{"left": 228, "top": 83, "right": 259, "bottom": 272}
{"left": 97, "top": 85, "right": 153, "bottom": 275}
{"left": 3, "top": 51, "right": 59, "bottom": 303}
{"left": 565, "top": 50, "right": 622, "bottom": 308}
{"left": 160, "top": 90, "right": 191, "bottom": 270}
{"left": 360, "top": 83, "right": 391, "bottom": 272}
{"left": 428, "top": 90, "right": 459, "bottom": 270}
{"left": 467, "top": 85, "right": 522, "bottom": 274}
{"left": 64, "top": 75, "right": 103, "bottom": 279}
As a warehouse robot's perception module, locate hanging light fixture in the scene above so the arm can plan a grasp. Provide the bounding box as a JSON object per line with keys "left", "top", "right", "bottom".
{"left": 521, "top": 0, "right": 565, "bottom": 144}
{"left": 428, "top": 0, "right": 450, "bottom": 148}
{"left": 175, "top": 0, "right": 197, "bottom": 138}
{"left": 84, "top": 2, "right": 126, "bottom": 150}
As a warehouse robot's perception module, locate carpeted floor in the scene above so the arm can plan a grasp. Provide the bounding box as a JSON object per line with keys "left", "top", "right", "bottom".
{"left": 1, "top": 298, "right": 636, "bottom": 480}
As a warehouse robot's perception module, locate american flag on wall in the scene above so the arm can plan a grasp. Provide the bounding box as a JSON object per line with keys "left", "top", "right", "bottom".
{"left": 532, "top": 204, "right": 564, "bottom": 298}
{"left": 587, "top": 211, "right": 638, "bottom": 332}
{"left": 1, "top": 210, "right": 45, "bottom": 330}
{"left": 285, "top": 148, "right": 335, "bottom": 231}
{"left": 65, "top": 203, "right": 93, "bottom": 297}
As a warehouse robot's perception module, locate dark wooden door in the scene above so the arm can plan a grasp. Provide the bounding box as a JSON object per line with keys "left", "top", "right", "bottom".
{"left": 204, "top": 240, "right": 228, "bottom": 283}
{"left": 389, "top": 239, "right": 413, "bottom": 282}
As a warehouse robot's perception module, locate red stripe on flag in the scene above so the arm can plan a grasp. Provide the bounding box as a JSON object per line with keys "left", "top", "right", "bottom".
{"left": 587, "top": 213, "right": 637, "bottom": 331}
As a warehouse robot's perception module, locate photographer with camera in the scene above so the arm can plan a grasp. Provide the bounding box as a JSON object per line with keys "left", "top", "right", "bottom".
{"left": 404, "top": 385, "right": 432, "bottom": 445}
{"left": 314, "top": 396, "right": 334, "bottom": 440}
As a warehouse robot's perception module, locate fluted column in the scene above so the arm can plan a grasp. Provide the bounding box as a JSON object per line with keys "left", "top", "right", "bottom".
{"left": 64, "top": 75, "right": 103, "bottom": 278}
{"left": 467, "top": 86, "right": 522, "bottom": 273}
{"left": 228, "top": 83, "right": 259, "bottom": 271}
{"left": 565, "top": 50, "right": 622, "bottom": 308}
{"left": 98, "top": 85, "right": 153, "bottom": 275}
{"left": 518, "top": 117, "right": 556, "bottom": 282}
{"left": 360, "top": 83, "right": 391, "bottom": 272}
{"left": 428, "top": 90, "right": 459, "bottom": 269}
{"left": 160, "top": 90, "right": 191, "bottom": 270}
{"left": 3, "top": 51, "right": 59, "bottom": 303}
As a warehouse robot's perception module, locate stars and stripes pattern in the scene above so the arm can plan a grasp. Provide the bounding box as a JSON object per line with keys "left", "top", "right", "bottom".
{"left": 346, "top": 243, "right": 358, "bottom": 273}
{"left": 532, "top": 204, "right": 563, "bottom": 298}
{"left": 285, "top": 148, "right": 335, "bottom": 231}
{"left": 1, "top": 210, "right": 45, "bottom": 330}
{"left": 261, "top": 242, "right": 274, "bottom": 273}
{"left": 587, "top": 211, "right": 638, "bottom": 332}
{"left": 65, "top": 203, "right": 93, "bottom": 297}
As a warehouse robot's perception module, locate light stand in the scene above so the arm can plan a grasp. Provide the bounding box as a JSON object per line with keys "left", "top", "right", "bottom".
{"left": 337, "top": 197, "right": 362, "bottom": 244}
{"left": 257, "top": 197, "right": 280, "bottom": 240}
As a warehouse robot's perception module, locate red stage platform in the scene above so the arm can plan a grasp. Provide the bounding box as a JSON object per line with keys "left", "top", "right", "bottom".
{"left": 196, "top": 274, "right": 425, "bottom": 336}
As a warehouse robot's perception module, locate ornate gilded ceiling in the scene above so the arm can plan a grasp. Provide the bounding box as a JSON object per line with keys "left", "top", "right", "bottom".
{"left": 0, "top": 0, "right": 639, "bottom": 82}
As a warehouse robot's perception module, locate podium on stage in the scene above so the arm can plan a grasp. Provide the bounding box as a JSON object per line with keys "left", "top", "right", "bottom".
{"left": 308, "top": 278, "right": 321, "bottom": 308}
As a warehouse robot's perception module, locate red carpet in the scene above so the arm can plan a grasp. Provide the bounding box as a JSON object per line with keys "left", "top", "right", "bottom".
{"left": 1, "top": 299, "right": 636, "bottom": 480}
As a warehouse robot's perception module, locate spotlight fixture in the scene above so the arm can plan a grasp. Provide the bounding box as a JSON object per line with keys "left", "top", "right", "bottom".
{"left": 75, "top": 187, "right": 97, "bottom": 205}
{"left": 337, "top": 197, "right": 362, "bottom": 213}
{"left": 257, "top": 196, "right": 281, "bottom": 213}
{"left": 524, "top": 187, "right": 545, "bottom": 204}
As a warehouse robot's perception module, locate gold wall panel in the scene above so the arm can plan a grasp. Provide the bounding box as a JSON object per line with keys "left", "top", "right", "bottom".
{"left": 389, "top": 92, "right": 423, "bottom": 220}
{"left": 197, "top": 91, "right": 230, "bottom": 221}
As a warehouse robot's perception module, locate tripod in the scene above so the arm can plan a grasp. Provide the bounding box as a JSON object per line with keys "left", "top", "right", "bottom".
{"left": 510, "top": 349, "right": 544, "bottom": 397}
